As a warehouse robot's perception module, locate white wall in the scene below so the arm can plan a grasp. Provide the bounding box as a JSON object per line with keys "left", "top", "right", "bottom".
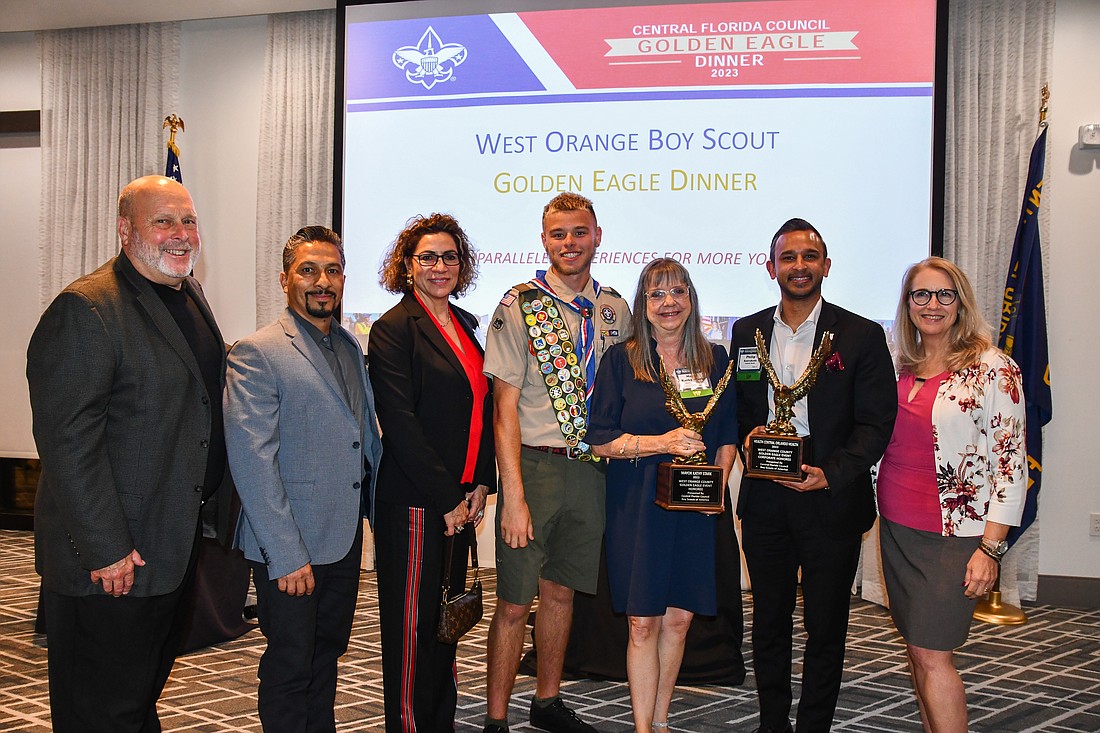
{"left": 1039, "top": 0, "right": 1100, "bottom": 580}
{"left": 0, "top": 32, "right": 41, "bottom": 458}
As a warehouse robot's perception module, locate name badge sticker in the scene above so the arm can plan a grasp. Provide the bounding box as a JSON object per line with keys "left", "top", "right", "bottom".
{"left": 737, "top": 347, "right": 762, "bottom": 381}
{"left": 674, "top": 367, "right": 713, "bottom": 398}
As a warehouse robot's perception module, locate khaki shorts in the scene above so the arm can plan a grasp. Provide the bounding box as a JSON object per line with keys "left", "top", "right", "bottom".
{"left": 494, "top": 447, "right": 606, "bottom": 605}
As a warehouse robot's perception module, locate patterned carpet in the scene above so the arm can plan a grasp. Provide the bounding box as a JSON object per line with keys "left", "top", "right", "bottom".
{"left": 1, "top": 529, "right": 1097, "bottom": 732}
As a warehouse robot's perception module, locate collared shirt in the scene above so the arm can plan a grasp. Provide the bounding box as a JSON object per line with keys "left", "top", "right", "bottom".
{"left": 291, "top": 311, "right": 364, "bottom": 430}
{"left": 767, "top": 297, "right": 824, "bottom": 437}
{"left": 484, "top": 268, "right": 630, "bottom": 447}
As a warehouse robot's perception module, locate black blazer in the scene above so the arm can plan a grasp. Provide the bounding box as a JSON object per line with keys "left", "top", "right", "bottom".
{"left": 368, "top": 293, "right": 495, "bottom": 515}
{"left": 732, "top": 299, "right": 896, "bottom": 537}
{"left": 27, "top": 253, "right": 229, "bottom": 597}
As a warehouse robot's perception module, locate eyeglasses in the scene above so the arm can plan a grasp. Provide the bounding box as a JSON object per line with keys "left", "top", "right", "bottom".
{"left": 411, "top": 251, "right": 461, "bottom": 267}
{"left": 908, "top": 288, "right": 958, "bottom": 306}
{"left": 645, "top": 286, "right": 689, "bottom": 301}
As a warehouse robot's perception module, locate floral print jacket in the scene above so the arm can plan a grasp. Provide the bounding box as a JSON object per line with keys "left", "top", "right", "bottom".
{"left": 931, "top": 348, "right": 1027, "bottom": 537}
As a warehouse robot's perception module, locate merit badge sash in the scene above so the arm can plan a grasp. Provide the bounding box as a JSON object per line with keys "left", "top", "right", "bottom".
{"left": 519, "top": 280, "right": 600, "bottom": 462}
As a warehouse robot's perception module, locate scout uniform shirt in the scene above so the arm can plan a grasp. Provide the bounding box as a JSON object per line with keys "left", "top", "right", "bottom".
{"left": 483, "top": 268, "right": 630, "bottom": 448}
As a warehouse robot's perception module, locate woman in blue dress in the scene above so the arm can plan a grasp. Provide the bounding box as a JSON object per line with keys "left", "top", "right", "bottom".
{"left": 589, "top": 257, "right": 739, "bottom": 733}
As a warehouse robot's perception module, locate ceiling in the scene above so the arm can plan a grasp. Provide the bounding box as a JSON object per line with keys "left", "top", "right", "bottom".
{"left": 0, "top": 0, "right": 333, "bottom": 33}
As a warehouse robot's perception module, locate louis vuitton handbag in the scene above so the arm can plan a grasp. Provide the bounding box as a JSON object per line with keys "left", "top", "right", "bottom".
{"left": 436, "top": 529, "right": 483, "bottom": 644}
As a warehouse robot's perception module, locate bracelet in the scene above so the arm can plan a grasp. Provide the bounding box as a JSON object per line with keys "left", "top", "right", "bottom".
{"left": 977, "top": 542, "right": 1002, "bottom": 563}
{"left": 631, "top": 435, "right": 640, "bottom": 465}
{"left": 618, "top": 434, "right": 630, "bottom": 457}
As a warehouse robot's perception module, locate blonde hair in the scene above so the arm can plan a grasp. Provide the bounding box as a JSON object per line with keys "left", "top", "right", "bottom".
{"left": 894, "top": 257, "right": 993, "bottom": 374}
{"left": 542, "top": 192, "right": 597, "bottom": 228}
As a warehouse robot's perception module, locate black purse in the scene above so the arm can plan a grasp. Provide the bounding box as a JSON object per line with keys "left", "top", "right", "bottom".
{"left": 436, "top": 530, "right": 483, "bottom": 644}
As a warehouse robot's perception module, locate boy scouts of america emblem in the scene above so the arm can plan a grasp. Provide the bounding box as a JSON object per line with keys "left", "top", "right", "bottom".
{"left": 600, "top": 305, "right": 616, "bottom": 324}
{"left": 392, "top": 27, "right": 468, "bottom": 90}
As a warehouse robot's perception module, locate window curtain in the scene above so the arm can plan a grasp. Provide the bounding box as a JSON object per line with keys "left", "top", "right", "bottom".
{"left": 38, "top": 23, "right": 180, "bottom": 307}
{"left": 862, "top": 0, "right": 1054, "bottom": 607}
{"left": 254, "top": 10, "right": 336, "bottom": 329}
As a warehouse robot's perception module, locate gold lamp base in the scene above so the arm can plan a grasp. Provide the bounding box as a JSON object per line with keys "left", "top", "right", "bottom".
{"left": 973, "top": 590, "right": 1028, "bottom": 625}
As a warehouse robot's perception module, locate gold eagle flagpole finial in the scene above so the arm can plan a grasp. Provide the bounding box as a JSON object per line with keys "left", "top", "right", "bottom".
{"left": 162, "top": 114, "right": 185, "bottom": 148}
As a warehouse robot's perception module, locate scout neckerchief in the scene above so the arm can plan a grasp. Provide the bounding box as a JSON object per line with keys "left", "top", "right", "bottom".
{"left": 520, "top": 271, "right": 601, "bottom": 461}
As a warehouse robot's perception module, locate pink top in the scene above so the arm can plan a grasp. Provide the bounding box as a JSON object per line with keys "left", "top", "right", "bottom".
{"left": 876, "top": 372, "right": 948, "bottom": 533}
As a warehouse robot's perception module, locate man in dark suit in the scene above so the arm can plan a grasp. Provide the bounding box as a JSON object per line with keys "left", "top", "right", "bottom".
{"left": 224, "top": 226, "right": 382, "bottom": 732}
{"left": 27, "top": 175, "right": 228, "bottom": 733}
{"left": 733, "top": 218, "right": 896, "bottom": 733}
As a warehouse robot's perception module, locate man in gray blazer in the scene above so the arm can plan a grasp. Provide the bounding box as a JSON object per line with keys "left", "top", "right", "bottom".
{"left": 224, "top": 225, "right": 382, "bottom": 732}
{"left": 27, "top": 175, "right": 229, "bottom": 733}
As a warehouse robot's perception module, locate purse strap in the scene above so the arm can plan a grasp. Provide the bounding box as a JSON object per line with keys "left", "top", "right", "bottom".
{"left": 441, "top": 526, "right": 479, "bottom": 598}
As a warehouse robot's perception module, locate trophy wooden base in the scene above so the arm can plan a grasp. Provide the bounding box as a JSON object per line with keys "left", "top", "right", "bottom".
{"left": 744, "top": 434, "right": 808, "bottom": 481}
{"left": 656, "top": 463, "right": 725, "bottom": 512}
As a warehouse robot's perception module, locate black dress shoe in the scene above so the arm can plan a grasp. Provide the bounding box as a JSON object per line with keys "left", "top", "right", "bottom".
{"left": 482, "top": 726, "right": 508, "bottom": 733}
{"left": 750, "top": 724, "right": 794, "bottom": 733}
{"left": 529, "top": 697, "right": 599, "bottom": 733}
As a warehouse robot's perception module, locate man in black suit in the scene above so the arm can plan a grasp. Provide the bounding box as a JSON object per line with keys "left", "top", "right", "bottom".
{"left": 27, "top": 175, "right": 228, "bottom": 733}
{"left": 733, "top": 218, "right": 896, "bottom": 733}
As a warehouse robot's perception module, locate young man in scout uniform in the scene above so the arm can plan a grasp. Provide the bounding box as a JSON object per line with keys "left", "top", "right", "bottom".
{"left": 482, "top": 193, "right": 630, "bottom": 733}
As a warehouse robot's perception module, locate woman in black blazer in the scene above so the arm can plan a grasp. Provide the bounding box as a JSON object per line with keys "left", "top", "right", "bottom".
{"left": 369, "top": 213, "right": 495, "bottom": 732}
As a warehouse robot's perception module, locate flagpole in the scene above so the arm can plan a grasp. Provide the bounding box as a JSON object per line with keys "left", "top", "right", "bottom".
{"left": 974, "top": 84, "right": 1050, "bottom": 627}
{"left": 163, "top": 114, "right": 184, "bottom": 183}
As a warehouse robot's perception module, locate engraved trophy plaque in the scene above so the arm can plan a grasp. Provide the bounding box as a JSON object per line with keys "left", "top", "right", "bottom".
{"left": 655, "top": 358, "right": 734, "bottom": 511}
{"left": 744, "top": 329, "right": 833, "bottom": 480}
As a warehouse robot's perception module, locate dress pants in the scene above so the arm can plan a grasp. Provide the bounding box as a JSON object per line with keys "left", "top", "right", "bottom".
{"left": 250, "top": 522, "right": 363, "bottom": 733}
{"left": 375, "top": 501, "right": 468, "bottom": 733}
{"left": 741, "top": 490, "right": 862, "bottom": 733}
{"left": 44, "top": 557, "right": 197, "bottom": 733}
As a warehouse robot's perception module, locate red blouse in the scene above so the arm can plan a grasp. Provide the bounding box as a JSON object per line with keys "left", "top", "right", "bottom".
{"left": 416, "top": 293, "right": 488, "bottom": 484}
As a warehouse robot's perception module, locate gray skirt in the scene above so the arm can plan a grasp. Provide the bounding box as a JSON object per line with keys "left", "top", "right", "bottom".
{"left": 880, "top": 517, "right": 982, "bottom": 651}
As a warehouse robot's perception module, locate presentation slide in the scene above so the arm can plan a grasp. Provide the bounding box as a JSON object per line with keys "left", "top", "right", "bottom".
{"left": 340, "top": 0, "right": 939, "bottom": 339}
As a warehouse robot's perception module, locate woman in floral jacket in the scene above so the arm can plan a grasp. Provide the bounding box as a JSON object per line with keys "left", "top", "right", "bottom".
{"left": 877, "top": 256, "right": 1026, "bottom": 733}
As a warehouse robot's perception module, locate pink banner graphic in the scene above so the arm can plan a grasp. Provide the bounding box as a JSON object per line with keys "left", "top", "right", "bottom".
{"left": 518, "top": 0, "right": 935, "bottom": 89}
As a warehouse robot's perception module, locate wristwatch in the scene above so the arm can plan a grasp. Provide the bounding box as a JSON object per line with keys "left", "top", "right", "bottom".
{"left": 979, "top": 537, "right": 1009, "bottom": 562}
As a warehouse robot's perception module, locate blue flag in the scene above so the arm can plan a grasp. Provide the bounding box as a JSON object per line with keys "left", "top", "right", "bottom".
{"left": 165, "top": 141, "right": 182, "bottom": 183}
{"left": 998, "top": 126, "right": 1052, "bottom": 547}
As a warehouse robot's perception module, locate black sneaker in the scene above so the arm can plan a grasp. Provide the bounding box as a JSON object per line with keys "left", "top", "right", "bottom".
{"left": 529, "top": 698, "right": 598, "bottom": 733}
{"left": 482, "top": 726, "right": 508, "bottom": 733}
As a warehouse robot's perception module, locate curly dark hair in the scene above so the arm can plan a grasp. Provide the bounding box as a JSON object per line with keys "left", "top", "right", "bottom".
{"left": 378, "top": 213, "right": 478, "bottom": 296}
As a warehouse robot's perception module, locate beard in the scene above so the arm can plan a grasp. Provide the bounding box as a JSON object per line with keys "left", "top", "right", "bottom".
{"left": 129, "top": 233, "right": 198, "bottom": 280}
{"left": 305, "top": 292, "right": 338, "bottom": 319}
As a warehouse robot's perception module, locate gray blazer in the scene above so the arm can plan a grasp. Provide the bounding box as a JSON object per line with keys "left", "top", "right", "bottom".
{"left": 27, "top": 253, "right": 228, "bottom": 597}
{"left": 224, "top": 309, "right": 382, "bottom": 580}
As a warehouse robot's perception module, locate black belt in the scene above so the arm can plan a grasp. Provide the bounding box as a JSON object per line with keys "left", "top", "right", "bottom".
{"left": 522, "top": 444, "right": 569, "bottom": 456}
